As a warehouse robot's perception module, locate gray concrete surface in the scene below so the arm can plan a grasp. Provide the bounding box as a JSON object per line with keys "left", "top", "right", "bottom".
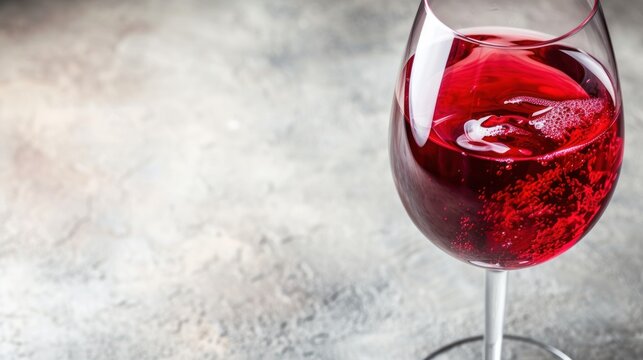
{"left": 0, "top": 0, "right": 641, "bottom": 359}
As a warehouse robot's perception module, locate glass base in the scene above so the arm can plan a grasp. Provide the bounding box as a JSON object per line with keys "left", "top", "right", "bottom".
{"left": 423, "top": 335, "right": 572, "bottom": 360}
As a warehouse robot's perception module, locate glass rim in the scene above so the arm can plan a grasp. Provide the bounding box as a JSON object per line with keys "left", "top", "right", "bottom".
{"left": 424, "top": 0, "right": 601, "bottom": 48}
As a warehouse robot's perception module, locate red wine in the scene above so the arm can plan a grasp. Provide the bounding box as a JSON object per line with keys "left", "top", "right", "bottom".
{"left": 390, "top": 30, "right": 623, "bottom": 269}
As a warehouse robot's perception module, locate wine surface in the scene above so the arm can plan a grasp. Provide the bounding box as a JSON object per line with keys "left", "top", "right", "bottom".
{"left": 390, "top": 29, "right": 623, "bottom": 269}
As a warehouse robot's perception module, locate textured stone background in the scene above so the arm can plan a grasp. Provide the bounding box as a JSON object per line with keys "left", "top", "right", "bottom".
{"left": 0, "top": 0, "right": 640, "bottom": 359}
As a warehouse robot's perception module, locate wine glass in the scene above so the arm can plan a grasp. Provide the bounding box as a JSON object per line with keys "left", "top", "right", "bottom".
{"left": 389, "top": 0, "right": 623, "bottom": 358}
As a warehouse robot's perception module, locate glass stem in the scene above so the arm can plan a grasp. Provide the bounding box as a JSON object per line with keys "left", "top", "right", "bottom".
{"left": 484, "top": 270, "right": 508, "bottom": 360}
